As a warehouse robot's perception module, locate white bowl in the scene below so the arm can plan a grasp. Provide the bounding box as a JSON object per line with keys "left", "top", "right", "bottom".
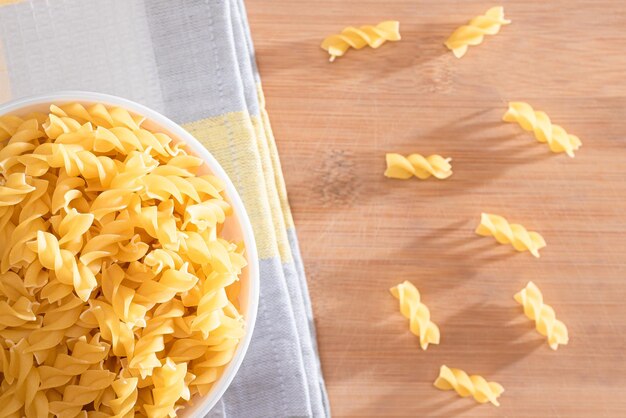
{"left": 0, "top": 91, "right": 260, "bottom": 417}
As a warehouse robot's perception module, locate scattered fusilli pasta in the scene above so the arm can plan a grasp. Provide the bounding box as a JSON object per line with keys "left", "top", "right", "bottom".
{"left": 384, "top": 153, "right": 452, "bottom": 180}
{"left": 389, "top": 280, "right": 440, "bottom": 350}
{"left": 445, "top": 6, "right": 511, "bottom": 58}
{"left": 0, "top": 103, "right": 247, "bottom": 417}
{"left": 503, "top": 102, "right": 582, "bottom": 157}
{"left": 514, "top": 281, "right": 569, "bottom": 350}
{"left": 434, "top": 365, "right": 504, "bottom": 406}
{"left": 321, "top": 21, "right": 401, "bottom": 62}
{"left": 475, "top": 213, "right": 546, "bottom": 257}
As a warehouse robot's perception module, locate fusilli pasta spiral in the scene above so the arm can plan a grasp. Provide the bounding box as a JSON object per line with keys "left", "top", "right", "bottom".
{"left": 0, "top": 338, "right": 43, "bottom": 416}
{"left": 503, "top": 102, "right": 582, "bottom": 157}
{"left": 0, "top": 115, "right": 25, "bottom": 141}
{"left": 434, "top": 365, "right": 504, "bottom": 406}
{"left": 128, "top": 301, "right": 183, "bottom": 379}
{"left": 390, "top": 280, "right": 440, "bottom": 350}
{"left": 321, "top": 21, "right": 401, "bottom": 62}
{"left": 37, "top": 334, "right": 110, "bottom": 390}
{"left": 102, "top": 376, "right": 139, "bottom": 418}
{"left": 0, "top": 103, "right": 247, "bottom": 417}
{"left": 514, "top": 281, "right": 569, "bottom": 350}
{"left": 0, "top": 173, "right": 35, "bottom": 206}
{"left": 475, "top": 213, "right": 546, "bottom": 257}
{"left": 445, "top": 6, "right": 511, "bottom": 58}
{"left": 50, "top": 103, "right": 144, "bottom": 131}
{"left": 48, "top": 369, "right": 117, "bottom": 416}
{"left": 143, "top": 358, "right": 191, "bottom": 418}
{"left": 384, "top": 153, "right": 452, "bottom": 180}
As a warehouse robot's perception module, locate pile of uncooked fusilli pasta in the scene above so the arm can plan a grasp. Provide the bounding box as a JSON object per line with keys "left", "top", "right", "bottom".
{"left": 321, "top": 5, "right": 577, "bottom": 408}
{"left": 0, "top": 103, "right": 247, "bottom": 417}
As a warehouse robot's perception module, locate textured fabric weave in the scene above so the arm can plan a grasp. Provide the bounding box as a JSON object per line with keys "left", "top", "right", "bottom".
{"left": 0, "top": 0, "right": 329, "bottom": 416}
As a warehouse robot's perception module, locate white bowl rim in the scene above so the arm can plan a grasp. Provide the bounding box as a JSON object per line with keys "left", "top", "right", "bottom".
{"left": 0, "top": 91, "right": 260, "bottom": 417}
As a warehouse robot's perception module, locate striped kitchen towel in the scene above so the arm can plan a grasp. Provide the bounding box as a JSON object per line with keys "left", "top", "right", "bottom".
{"left": 0, "top": 0, "right": 329, "bottom": 416}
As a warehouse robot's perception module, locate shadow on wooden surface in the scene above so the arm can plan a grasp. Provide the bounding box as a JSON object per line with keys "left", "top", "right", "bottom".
{"left": 297, "top": 112, "right": 557, "bottom": 215}
{"left": 254, "top": 25, "right": 450, "bottom": 83}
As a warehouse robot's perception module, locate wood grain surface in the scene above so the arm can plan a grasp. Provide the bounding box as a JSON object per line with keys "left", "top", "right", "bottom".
{"left": 245, "top": 1, "right": 626, "bottom": 416}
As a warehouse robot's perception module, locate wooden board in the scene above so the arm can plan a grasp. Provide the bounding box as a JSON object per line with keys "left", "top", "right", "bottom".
{"left": 246, "top": 1, "right": 626, "bottom": 416}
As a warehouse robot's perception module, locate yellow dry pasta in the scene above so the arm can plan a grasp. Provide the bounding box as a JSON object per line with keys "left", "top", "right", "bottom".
{"left": 503, "top": 102, "right": 582, "bottom": 157}
{"left": 475, "top": 213, "right": 546, "bottom": 257}
{"left": 445, "top": 6, "right": 511, "bottom": 58}
{"left": 434, "top": 365, "right": 504, "bottom": 406}
{"left": 321, "top": 21, "right": 401, "bottom": 62}
{"left": 514, "top": 281, "right": 569, "bottom": 350}
{"left": 384, "top": 153, "right": 452, "bottom": 180}
{"left": 0, "top": 103, "right": 247, "bottom": 417}
{"left": 389, "top": 280, "right": 440, "bottom": 350}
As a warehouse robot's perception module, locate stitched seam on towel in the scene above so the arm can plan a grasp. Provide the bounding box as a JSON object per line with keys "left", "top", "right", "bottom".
{"left": 206, "top": 0, "right": 242, "bottom": 195}
{"left": 261, "top": 284, "right": 289, "bottom": 417}
{"left": 0, "top": 7, "right": 14, "bottom": 101}
{"left": 205, "top": 6, "right": 241, "bottom": 412}
{"left": 206, "top": 2, "right": 288, "bottom": 416}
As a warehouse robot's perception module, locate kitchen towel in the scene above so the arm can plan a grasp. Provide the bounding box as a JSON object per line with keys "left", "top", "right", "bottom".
{"left": 0, "top": 0, "right": 329, "bottom": 417}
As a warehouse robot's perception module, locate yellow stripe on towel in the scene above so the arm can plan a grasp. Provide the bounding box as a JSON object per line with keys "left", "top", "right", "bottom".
{"left": 0, "top": 0, "right": 24, "bottom": 6}
{"left": 257, "top": 84, "right": 296, "bottom": 231}
{"left": 183, "top": 110, "right": 292, "bottom": 263}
